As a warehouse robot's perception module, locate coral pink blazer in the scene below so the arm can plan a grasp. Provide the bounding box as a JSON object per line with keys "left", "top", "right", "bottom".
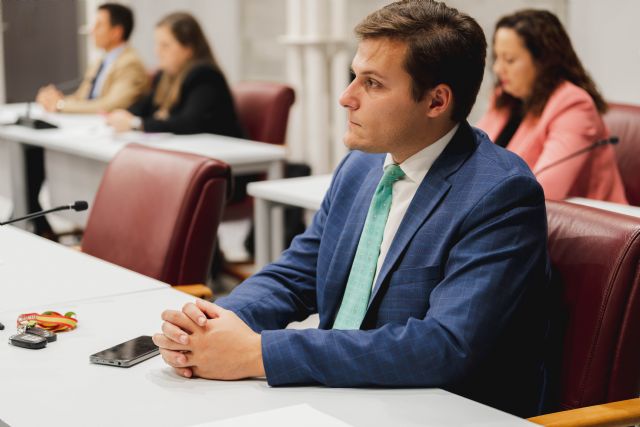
{"left": 477, "top": 81, "right": 628, "bottom": 203}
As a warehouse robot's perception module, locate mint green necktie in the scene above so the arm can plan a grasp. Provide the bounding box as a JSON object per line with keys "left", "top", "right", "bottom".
{"left": 333, "top": 164, "right": 405, "bottom": 330}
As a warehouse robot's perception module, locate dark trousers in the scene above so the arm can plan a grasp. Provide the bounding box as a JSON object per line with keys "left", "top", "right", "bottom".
{"left": 24, "top": 145, "right": 52, "bottom": 234}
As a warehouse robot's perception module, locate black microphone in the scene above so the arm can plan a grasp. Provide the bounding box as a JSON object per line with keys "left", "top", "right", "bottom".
{"left": 0, "top": 201, "right": 88, "bottom": 226}
{"left": 15, "top": 102, "right": 58, "bottom": 130}
{"left": 534, "top": 136, "right": 619, "bottom": 175}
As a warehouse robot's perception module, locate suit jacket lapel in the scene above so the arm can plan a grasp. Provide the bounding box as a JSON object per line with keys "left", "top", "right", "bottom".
{"left": 368, "top": 122, "right": 477, "bottom": 308}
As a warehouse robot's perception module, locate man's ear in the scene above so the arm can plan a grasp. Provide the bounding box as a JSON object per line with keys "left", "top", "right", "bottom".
{"left": 425, "top": 84, "right": 453, "bottom": 119}
{"left": 111, "top": 25, "right": 125, "bottom": 43}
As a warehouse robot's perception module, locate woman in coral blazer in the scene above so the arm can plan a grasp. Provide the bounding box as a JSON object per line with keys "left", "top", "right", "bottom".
{"left": 477, "top": 10, "right": 627, "bottom": 203}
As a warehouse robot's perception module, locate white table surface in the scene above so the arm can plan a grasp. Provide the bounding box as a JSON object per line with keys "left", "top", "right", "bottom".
{"left": 247, "top": 175, "right": 331, "bottom": 266}
{"left": 0, "top": 103, "right": 286, "bottom": 226}
{"left": 248, "top": 174, "right": 332, "bottom": 211}
{"left": 0, "top": 286, "right": 534, "bottom": 427}
{"left": 566, "top": 197, "right": 640, "bottom": 217}
{"left": 0, "top": 104, "right": 286, "bottom": 168}
{"left": 0, "top": 225, "right": 167, "bottom": 313}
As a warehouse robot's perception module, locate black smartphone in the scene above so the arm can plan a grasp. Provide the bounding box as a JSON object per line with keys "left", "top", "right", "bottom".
{"left": 90, "top": 335, "right": 159, "bottom": 368}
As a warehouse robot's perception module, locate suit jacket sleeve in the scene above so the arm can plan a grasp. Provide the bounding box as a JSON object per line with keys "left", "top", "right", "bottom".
{"left": 232, "top": 173, "right": 547, "bottom": 387}
{"left": 61, "top": 51, "right": 149, "bottom": 113}
{"left": 214, "top": 155, "right": 354, "bottom": 330}
{"left": 128, "top": 73, "right": 161, "bottom": 118}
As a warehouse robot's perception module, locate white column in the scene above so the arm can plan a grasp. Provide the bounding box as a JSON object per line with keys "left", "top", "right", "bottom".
{"left": 303, "top": 0, "right": 331, "bottom": 174}
{"left": 282, "top": 0, "right": 350, "bottom": 172}
{"left": 329, "top": 0, "right": 350, "bottom": 169}
{"left": 284, "top": 0, "right": 306, "bottom": 162}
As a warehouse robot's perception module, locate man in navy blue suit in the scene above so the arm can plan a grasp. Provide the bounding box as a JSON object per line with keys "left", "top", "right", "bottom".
{"left": 154, "top": 0, "right": 550, "bottom": 417}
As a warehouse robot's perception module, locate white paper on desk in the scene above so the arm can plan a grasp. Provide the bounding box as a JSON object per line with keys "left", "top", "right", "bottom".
{"left": 190, "top": 404, "right": 353, "bottom": 427}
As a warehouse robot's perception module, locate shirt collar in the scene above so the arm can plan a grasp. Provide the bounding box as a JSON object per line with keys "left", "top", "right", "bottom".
{"left": 102, "top": 44, "right": 126, "bottom": 65}
{"left": 383, "top": 123, "right": 459, "bottom": 184}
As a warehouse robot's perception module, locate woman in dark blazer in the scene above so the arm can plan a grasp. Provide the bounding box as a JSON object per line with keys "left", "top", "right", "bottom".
{"left": 107, "top": 12, "right": 243, "bottom": 137}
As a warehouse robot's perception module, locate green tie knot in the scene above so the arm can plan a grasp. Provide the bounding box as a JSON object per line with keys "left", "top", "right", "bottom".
{"left": 380, "top": 164, "right": 405, "bottom": 187}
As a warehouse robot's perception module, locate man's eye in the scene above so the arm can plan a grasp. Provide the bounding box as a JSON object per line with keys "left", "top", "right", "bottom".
{"left": 365, "top": 79, "right": 381, "bottom": 88}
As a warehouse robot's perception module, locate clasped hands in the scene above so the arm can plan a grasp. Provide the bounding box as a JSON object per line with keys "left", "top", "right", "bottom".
{"left": 153, "top": 299, "right": 265, "bottom": 380}
{"left": 35, "top": 85, "right": 64, "bottom": 112}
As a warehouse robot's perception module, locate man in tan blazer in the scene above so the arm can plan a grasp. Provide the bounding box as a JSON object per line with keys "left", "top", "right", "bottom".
{"left": 36, "top": 3, "right": 148, "bottom": 114}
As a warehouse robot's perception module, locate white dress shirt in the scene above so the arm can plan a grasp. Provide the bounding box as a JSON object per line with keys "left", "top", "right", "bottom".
{"left": 90, "top": 44, "right": 126, "bottom": 99}
{"left": 373, "top": 124, "right": 459, "bottom": 287}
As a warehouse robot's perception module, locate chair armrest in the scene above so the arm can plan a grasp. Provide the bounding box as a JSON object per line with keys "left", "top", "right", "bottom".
{"left": 172, "top": 284, "right": 213, "bottom": 299}
{"left": 528, "top": 398, "right": 640, "bottom": 427}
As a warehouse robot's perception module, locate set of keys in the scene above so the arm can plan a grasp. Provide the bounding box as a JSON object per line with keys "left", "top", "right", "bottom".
{"left": 6, "top": 311, "right": 76, "bottom": 349}
{"left": 9, "top": 326, "right": 57, "bottom": 350}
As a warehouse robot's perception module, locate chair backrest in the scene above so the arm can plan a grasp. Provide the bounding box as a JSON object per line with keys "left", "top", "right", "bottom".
{"left": 603, "top": 103, "right": 640, "bottom": 206}
{"left": 81, "top": 144, "right": 230, "bottom": 286}
{"left": 546, "top": 200, "right": 640, "bottom": 411}
{"left": 231, "top": 81, "right": 295, "bottom": 145}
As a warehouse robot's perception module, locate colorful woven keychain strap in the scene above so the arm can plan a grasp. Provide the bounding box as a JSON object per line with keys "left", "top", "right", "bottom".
{"left": 17, "top": 311, "right": 78, "bottom": 332}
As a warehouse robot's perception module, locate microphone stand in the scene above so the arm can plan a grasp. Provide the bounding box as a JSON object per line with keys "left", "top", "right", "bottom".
{"left": 0, "top": 202, "right": 88, "bottom": 226}
{"left": 534, "top": 137, "right": 619, "bottom": 175}
{"left": 15, "top": 102, "right": 58, "bottom": 130}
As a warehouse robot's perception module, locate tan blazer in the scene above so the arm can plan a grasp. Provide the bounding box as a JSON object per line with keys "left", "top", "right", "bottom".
{"left": 477, "top": 81, "right": 628, "bottom": 204}
{"left": 62, "top": 45, "right": 149, "bottom": 113}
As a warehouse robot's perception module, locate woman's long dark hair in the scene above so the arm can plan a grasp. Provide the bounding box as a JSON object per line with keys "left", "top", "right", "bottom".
{"left": 493, "top": 9, "right": 607, "bottom": 116}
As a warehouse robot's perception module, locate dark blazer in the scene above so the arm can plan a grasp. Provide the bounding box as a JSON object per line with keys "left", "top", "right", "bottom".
{"left": 216, "top": 123, "right": 551, "bottom": 417}
{"left": 128, "top": 63, "right": 243, "bottom": 136}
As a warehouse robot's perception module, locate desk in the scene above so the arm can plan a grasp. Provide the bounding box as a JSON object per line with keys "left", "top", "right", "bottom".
{"left": 0, "top": 104, "right": 286, "bottom": 227}
{"left": 0, "top": 227, "right": 534, "bottom": 426}
{"left": 0, "top": 288, "right": 534, "bottom": 427}
{"left": 0, "top": 225, "right": 166, "bottom": 313}
{"left": 248, "top": 174, "right": 330, "bottom": 267}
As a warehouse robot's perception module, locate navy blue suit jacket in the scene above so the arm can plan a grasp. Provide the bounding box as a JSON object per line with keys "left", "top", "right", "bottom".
{"left": 217, "top": 123, "right": 551, "bottom": 417}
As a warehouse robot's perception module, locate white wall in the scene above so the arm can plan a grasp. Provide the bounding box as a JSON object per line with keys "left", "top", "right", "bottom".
{"left": 568, "top": 0, "right": 640, "bottom": 105}
{"left": 446, "top": 0, "right": 568, "bottom": 124}
{"left": 84, "top": 0, "right": 242, "bottom": 83}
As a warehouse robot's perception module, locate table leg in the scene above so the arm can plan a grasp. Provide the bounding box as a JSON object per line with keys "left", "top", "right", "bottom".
{"left": 266, "top": 159, "right": 284, "bottom": 180}
{"left": 7, "top": 140, "right": 28, "bottom": 229}
{"left": 270, "top": 206, "right": 285, "bottom": 263}
{"left": 265, "top": 160, "right": 285, "bottom": 264}
{"left": 254, "top": 197, "right": 273, "bottom": 269}
{"left": 0, "top": 139, "right": 14, "bottom": 221}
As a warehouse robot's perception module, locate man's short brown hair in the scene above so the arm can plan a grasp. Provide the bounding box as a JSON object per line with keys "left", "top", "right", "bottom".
{"left": 355, "top": 0, "right": 486, "bottom": 122}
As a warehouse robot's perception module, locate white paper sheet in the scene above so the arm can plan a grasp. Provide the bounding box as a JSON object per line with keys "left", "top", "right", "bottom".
{"left": 190, "top": 404, "right": 353, "bottom": 427}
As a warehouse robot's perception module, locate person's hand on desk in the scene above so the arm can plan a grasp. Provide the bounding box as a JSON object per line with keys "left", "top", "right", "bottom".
{"left": 35, "top": 85, "right": 64, "bottom": 112}
{"left": 153, "top": 299, "right": 265, "bottom": 380}
{"left": 106, "top": 109, "right": 143, "bottom": 133}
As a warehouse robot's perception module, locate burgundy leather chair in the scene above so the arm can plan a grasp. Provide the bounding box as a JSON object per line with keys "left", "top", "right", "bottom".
{"left": 231, "top": 81, "right": 295, "bottom": 145}
{"left": 81, "top": 144, "right": 230, "bottom": 295}
{"left": 223, "top": 81, "right": 295, "bottom": 222}
{"left": 603, "top": 103, "right": 640, "bottom": 206}
{"left": 542, "top": 200, "right": 640, "bottom": 415}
